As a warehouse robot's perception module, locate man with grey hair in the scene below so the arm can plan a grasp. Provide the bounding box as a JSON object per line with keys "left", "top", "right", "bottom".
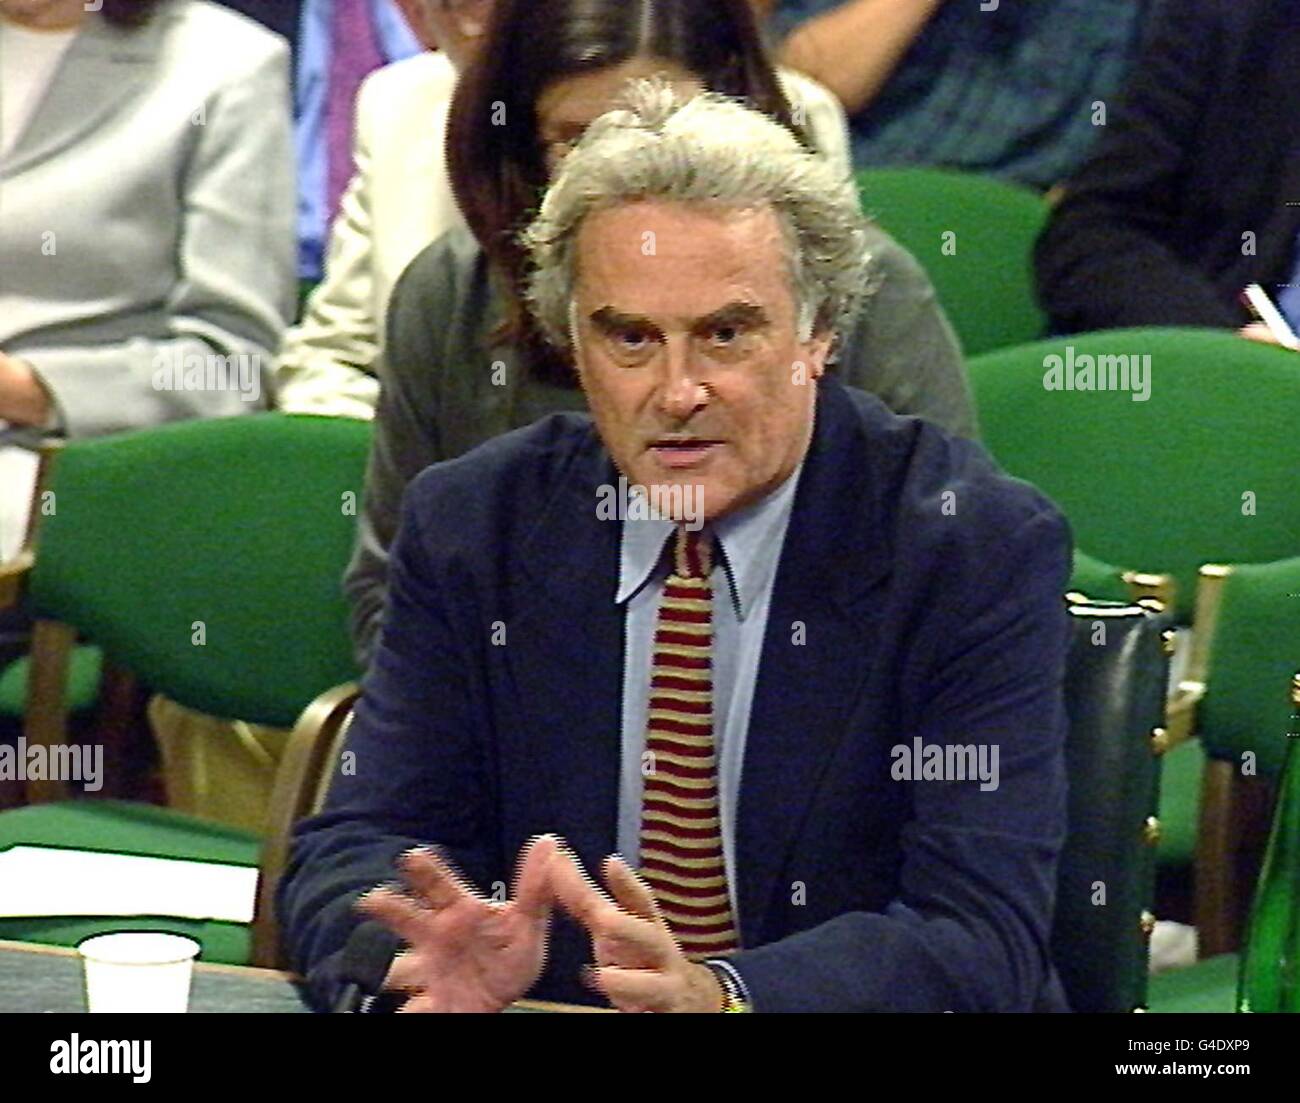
{"left": 280, "top": 84, "right": 1074, "bottom": 1013}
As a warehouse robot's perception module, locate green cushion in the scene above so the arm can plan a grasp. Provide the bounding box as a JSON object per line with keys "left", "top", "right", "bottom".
{"left": 1199, "top": 558, "right": 1300, "bottom": 779}
{"left": 0, "top": 801, "right": 259, "bottom": 965}
{"left": 29, "top": 414, "right": 369, "bottom": 728}
{"left": 1146, "top": 953, "right": 1239, "bottom": 1013}
{"left": 969, "top": 328, "right": 1300, "bottom": 622}
{"left": 1156, "top": 737, "right": 1205, "bottom": 873}
{"left": 856, "top": 167, "right": 1048, "bottom": 357}
{"left": 0, "top": 646, "right": 103, "bottom": 720}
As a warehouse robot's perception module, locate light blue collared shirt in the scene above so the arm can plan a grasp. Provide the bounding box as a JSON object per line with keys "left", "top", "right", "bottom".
{"left": 615, "top": 464, "right": 804, "bottom": 934}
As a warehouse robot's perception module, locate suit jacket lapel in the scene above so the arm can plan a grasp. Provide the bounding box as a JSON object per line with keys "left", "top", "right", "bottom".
{"left": 3, "top": 16, "right": 157, "bottom": 179}
{"left": 736, "top": 380, "right": 893, "bottom": 946}
{"left": 502, "top": 433, "right": 625, "bottom": 872}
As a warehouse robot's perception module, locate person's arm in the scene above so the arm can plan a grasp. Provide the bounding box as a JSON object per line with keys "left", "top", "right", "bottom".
{"left": 17, "top": 43, "right": 295, "bottom": 438}
{"left": 275, "top": 71, "right": 385, "bottom": 420}
{"left": 342, "top": 245, "right": 447, "bottom": 667}
{"left": 836, "top": 224, "right": 978, "bottom": 439}
{"left": 278, "top": 475, "right": 500, "bottom": 1010}
{"left": 779, "top": 0, "right": 947, "bottom": 116}
{"left": 727, "top": 499, "right": 1072, "bottom": 1011}
{"left": 1033, "top": 0, "right": 1240, "bottom": 333}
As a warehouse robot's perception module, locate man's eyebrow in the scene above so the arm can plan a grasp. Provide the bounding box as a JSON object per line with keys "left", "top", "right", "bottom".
{"left": 588, "top": 306, "right": 660, "bottom": 333}
{"left": 691, "top": 302, "right": 770, "bottom": 333}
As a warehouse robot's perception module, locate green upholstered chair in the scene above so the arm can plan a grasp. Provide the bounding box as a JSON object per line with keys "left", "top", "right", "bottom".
{"left": 855, "top": 167, "right": 1048, "bottom": 357}
{"left": 0, "top": 414, "right": 369, "bottom": 966}
{"left": 1183, "top": 560, "right": 1300, "bottom": 956}
{"left": 967, "top": 327, "right": 1300, "bottom": 624}
{"left": 1053, "top": 595, "right": 1171, "bottom": 1012}
{"left": 969, "top": 327, "right": 1300, "bottom": 898}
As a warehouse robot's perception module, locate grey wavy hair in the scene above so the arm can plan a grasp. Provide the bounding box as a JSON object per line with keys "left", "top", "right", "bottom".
{"left": 521, "top": 80, "right": 872, "bottom": 348}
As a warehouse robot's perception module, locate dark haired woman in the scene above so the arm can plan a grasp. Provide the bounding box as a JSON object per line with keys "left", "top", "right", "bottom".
{"left": 0, "top": 0, "right": 294, "bottom": 562}
{"left": 344, "top": 0, "right": 975, "bottom": 664}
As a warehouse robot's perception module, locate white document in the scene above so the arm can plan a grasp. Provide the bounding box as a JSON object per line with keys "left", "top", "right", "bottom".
{"left": 0, "top": 846, "right": 257, "bottom": 923}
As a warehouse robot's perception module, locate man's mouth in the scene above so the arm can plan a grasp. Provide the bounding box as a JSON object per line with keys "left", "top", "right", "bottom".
{"left": 648, "top": 438, "right": 722, "bottom": 468}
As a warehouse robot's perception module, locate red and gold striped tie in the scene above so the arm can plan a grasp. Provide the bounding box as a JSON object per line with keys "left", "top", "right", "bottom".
{"left": 638, "top": 527, "right": 739, "bottom": 957}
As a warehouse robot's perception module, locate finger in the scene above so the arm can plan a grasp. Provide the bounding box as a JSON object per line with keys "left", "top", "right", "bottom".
{"left": 592, "top": 907, "right": 674, "bottom": 970}
{"left": 588, "top": 965, "right": 674, "bottom": 1013}
{"left": 603, "top": 854, "right": 662, "bottom": 924}
{"left": 383, "top": 950, "right": 430, "bottom": 993}
{"left": 512, "top": 834, "right": 558, "bottom": 919}
{"left": 356, "top": 885, "right": 438, "bottom": 945}
{"left": 398, "top": 847, "right": 472, "bottom": 910}
{"left": 550, "top": 843, "right": 616, "bottom": 930}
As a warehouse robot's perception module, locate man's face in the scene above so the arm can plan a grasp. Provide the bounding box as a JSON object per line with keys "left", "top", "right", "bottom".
{"left": 397, "top": 0, "right": 492, "bottom": 69}
{"left": 573, "top": 200, "right": 832, "bottom": 523}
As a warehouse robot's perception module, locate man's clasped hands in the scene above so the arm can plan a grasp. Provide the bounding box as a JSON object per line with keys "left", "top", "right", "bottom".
{"left": 357, "top": 835, "right": 729, "bottom": 1013}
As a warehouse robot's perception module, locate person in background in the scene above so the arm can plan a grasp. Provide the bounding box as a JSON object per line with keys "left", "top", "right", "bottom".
{"left": 766, "top": 0, "right": 1153, "bottom": 191}
{"left": 343, "top": 0, "right": 975, "bottom": 667}
{"left": 0, "top": 0, "right": 293, "bottom": 562}
{"left": 279, "top": 85, "right": 1073, "bottom": 1014}
{"left": 292, "top": 0, "right": 423, "bottom": 285}
{"left": 1035, "top": 0, "right": 1300, "bottom": 343}
{"left": 274, "top": 0, "right": 852, "bottom": 417}
{"left": 274, "top": 0, "right": 485, "bottom": 418}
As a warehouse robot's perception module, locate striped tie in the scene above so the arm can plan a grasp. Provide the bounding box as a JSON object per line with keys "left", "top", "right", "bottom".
{"left": 638, "top": 527, "right": 739, "bottom": 957}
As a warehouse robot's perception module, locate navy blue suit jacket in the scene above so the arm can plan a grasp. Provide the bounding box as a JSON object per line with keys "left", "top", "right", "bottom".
{"left": 279, "top": 378, "right": 1074, "bottom": 1012}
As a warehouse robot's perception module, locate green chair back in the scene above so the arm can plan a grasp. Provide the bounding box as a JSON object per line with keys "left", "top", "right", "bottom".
{"left": 27, "top": 414, "right": 370, "bottom": 729}
{"left": 1198, "top": 558, "right": 1300, "bottom": 779}
{"left": 968, "top": 328, "right": 1300, "bottom": 621}
{"left": 855, "top": 166, "right": 1048, "bottom": 357}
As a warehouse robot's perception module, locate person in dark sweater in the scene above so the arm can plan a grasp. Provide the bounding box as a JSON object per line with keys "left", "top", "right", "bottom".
{"left": 1035, "top": 0, "right": 1300, "bottom": 343}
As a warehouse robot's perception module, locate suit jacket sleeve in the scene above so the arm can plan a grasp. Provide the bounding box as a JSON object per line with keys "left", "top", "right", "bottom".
{"left": 274, "top": 69, "right": 384, "bottom": 420}
{"left": 278, "top": 480, "right": 499, "bottom": 1008}
{"left": 727, "top": 504, "right": 1072, "bottom": 1012}
{"left": 342, "top": 250, "right": 446, "bottom": 667}
{"left": 1033, "top": 0, "right": 1244, "bottom": 332}
{"left": 20, "top": 41, "right": 295, "bottom": 438}
{"left": 836, "top": 226, "right": 978, "bottom": 440}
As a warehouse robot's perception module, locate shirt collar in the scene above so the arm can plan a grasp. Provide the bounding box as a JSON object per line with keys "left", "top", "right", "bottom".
{"left": 615, "top": 461, "right": 805, "bottom": 620}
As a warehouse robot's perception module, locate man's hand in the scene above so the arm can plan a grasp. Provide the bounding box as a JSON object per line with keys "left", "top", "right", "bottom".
{"left": 357, "top": 835, "right": 559, "bottom": 1012}
{"left": 0, "top": 353, "right": 51, "bottom": 425}
{"left": 551, "top": 847, "right": 726, "bottom": 1013}
{"left": 1239, "top": 322, "right": 1299, "bottom": 350}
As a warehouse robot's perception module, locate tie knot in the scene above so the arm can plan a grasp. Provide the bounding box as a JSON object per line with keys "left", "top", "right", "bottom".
{"left": 673, "top": 527, "right": 712, "bottom": 580}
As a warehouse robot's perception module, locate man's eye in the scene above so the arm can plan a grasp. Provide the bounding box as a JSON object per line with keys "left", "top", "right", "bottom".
{"left": 707, "top": 325, "right": 744, "bottom": 346}
{"left": 614, "top": 329, "right": 653, "bottom": 349}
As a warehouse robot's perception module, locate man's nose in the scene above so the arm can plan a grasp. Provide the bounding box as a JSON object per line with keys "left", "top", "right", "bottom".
{"left": 656, "top": 341, "right": 710, "bottom": 420}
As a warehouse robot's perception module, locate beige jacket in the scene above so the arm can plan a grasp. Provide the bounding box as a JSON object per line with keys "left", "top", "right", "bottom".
{"left": 273, "top": 53, "right": 852, "bottom": 419}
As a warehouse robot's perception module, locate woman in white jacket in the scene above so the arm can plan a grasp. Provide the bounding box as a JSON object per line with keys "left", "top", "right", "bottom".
{"left": 0, "top": 0, "right": 295, "bottom": 560}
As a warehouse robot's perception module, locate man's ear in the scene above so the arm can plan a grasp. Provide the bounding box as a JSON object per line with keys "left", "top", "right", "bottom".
{"left": 804, "top": 330, "right": 834, "bottom": 380}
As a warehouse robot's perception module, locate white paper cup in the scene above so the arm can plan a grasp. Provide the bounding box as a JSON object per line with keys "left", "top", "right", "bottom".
{"left": 77, "top": 932, "right": 201, "bottom": 1013}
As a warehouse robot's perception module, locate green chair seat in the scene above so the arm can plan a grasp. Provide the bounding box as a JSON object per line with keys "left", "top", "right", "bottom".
{"left": 1146, "top": 953, "right": 1238, "bottom": 1013}
{"left": 0, "top": 646, "right": 102, "bottom": 719}
{"left": 0, "top": 801, "right": 259, "bottom": 965}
